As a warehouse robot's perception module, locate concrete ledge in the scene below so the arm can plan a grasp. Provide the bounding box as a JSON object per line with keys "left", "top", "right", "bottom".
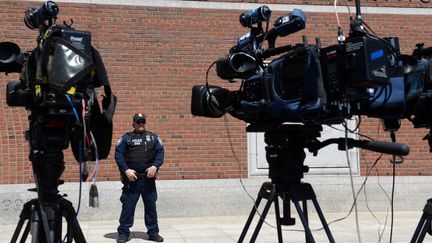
{"left": 0, "top": 176, "right": 430, "bottom": 225}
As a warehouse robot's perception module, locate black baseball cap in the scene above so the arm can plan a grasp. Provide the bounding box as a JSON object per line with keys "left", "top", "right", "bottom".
{"left": 133, "top": 113, "right": 147, "bottom": 123}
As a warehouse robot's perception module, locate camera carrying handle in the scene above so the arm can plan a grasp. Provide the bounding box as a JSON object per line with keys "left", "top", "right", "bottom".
{"left": 309, "top": 137, "right": 410, "bottom": 156}
{"left": 255, "top": 43, "right": 302, "bottom": 60}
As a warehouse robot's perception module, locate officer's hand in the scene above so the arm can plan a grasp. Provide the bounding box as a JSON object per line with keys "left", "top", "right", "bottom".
{"left": 125, "top": 169, "right": 137, "bottom": 181}
{"left": 146, "top": 166, "right": 158, "bottom": 178}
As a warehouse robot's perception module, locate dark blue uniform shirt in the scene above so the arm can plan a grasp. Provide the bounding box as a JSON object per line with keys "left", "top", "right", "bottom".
{"left": 115, "top": 131, "right": 164, "bottom": 173}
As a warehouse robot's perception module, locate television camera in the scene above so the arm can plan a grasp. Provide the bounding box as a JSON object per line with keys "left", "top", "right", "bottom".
{"left": 192, "top": 5, "right": 432, "bottom": 130}
{"left": 191, "top": 1, "right": 432, "bottom": 242}
{"left": 0, "top": 1, "right": 116, "bottom": 242}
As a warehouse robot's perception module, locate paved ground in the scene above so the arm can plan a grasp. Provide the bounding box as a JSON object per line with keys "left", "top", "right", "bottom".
{"left": 0, "top": 210, "right": 428, "bottom": 242}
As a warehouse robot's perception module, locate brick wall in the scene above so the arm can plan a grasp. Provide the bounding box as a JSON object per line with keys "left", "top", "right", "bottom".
{"left": 218, "top": 0, "right": 431, "bottom": 8}
{"left": 0, "top": 0, "right": 431, "bottom": 184}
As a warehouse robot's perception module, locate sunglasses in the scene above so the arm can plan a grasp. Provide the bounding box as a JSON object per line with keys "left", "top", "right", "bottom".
{"left": 136, "top": 120, "right": 146, "bottom": 124}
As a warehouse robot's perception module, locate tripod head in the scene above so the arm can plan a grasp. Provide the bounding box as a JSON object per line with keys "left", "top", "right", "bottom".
{"left": 247, "top": 124, "right": 409, "bottom": 186}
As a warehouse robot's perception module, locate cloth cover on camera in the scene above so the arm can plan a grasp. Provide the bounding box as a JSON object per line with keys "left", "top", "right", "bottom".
{"left": 38, "top": 26, "right": 117, "bottom": 161}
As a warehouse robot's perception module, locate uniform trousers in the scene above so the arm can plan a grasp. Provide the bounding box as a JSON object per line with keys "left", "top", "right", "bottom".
{"left": 117, "top": 176, "right": 159, "bottom": 236}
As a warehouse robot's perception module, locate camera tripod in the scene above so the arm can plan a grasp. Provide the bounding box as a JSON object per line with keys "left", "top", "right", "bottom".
{"left": 11, "top": 196, "right": 86, "bottom": 243}
{"left": 411, "top": 198, "right": 432, "bottom": 243}
{"left": 239, "top": 124, "right": 335, "bottom": 243}
{"left": 10, "top": 114, "right": 87, "bottom": 243}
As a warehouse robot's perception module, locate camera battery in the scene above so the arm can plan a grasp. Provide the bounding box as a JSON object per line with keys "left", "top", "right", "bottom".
{"left": 344, "top": 35, "right": 389, "bottom": 87}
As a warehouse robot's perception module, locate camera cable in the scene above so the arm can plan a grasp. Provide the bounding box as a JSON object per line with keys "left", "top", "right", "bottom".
{"left": 362, "top": 153, "right": 391, "bottom": 243}
{"left": 388, "top": 130, "right": 401, "bottom": 243}
{"left": 318, "top": 149, "right": 391, "bottom": 243}
{"left": 322, "top": 152, "right": 390, "bottom": 243}
{"left": 333, "top": 0, "right": 352, "bottom": 42}
{"left": 65, "top": 94, "right": 84, "bottom": 214}
{"left": 389, "top": 161, "right": 397, "bottom": 243}
{"left": 328, "top": 117, "right": 375, "bottom": 142}
{"left": 257, "top": 19, "right": 270, "bottom": 50}
{"left": 342, "top": 119, "right": 396, "bottom": 243}
{"left": 63, "top": 94, "right": 86, "bottom": 243}
{"left": 88, "top": 131, "right": 100, "bottom": 208}
{"left": 322, "top": 121, "right": 382, "bottom": 242}
{"left": 344, "top": 122, "right": 363, "bottom": 243}
{"left": 65, "top": 94, "right": 80, "bottom": 122}
{"left": 205, "top": 61, "right": 218, "bottom": 109}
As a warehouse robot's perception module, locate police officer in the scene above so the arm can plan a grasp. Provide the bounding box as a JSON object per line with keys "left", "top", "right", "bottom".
{"left": 115, "top": 113, "right": 164, "bottom": 243}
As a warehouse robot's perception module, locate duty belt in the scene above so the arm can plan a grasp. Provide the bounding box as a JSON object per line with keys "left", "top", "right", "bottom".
{"left": 136, "top": 172, "right": 148, "bottom": 178}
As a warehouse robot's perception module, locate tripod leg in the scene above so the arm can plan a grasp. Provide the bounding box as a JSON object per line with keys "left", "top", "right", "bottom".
{"left": 66, "top": 218, "right": 73, "bottom": 243}
{"left": 11, "top": 219, "right": 31, "bottom": 243}
{"left": 302, "top": 200, "right": 313, "bottom": 243}
{"left": 63, "top": 218, "right": 86, "bottom": 243}
{"left": 69, "top": 218, "right": 86, "bottom": 243}
{"left": 60, "top": 199, "right": 87, "bottom": 243}
{"left": 411, "top": 213, "right": 430, "bottom": 243}
{"left": 11, "top": 200, "right": 34, "bottom": 243}
{"left": 11, "top": 218, "right": 26, "bottom": 243}
{"left": 415, "top": 218, "right": 430, "bottom": 243}
{"left": 30, "top": 207, "right": 40, "bottom": 243}
{"left": 19, "top": 221, "right": 31, "bottom": 243}
{"left": 411, "top": 199, "right": 432, "bottom": 243}
{"left": 303, "top": 200, "right": 308, "bottom": 223}
{"left": 11, "top": 199, "right": 56, "bottom": 243}
{"left": 274, "top": 196, "right": 283, "bottom": 243}
{"left": 312, "top": 198, "right": 335, "bottom": 243}
{"left": 238, "top": 197, "right": 263, "bottom": 243}
{"left": 55, "top": 212, "right": 64, "bottom": 243}
{"left": 292, "top": 200, "right": 315, "bottom": 243}
{"left": 249, "top": 189, "right": 278, "bottom": 243}
{"left": 34, "top": 201, "right": 54, "bottom": 243}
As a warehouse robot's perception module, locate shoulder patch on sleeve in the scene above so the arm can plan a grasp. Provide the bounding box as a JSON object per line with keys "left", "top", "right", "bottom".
{"left": 157, "top": 137, "right": 163, "bottom": 146}
{"left": 116, "top": 137, "right": 123, "bottom": 146}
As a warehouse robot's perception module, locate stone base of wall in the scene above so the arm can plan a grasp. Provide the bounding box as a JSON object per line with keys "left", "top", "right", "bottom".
{"left": 0, "top": 176, "right": 430, "bottom": 225}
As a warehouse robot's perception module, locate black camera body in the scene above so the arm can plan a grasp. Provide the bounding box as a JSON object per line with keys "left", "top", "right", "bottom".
{"left": 191, "top": 6, "right": 432, "bottom": 130}
{"left": 6, "top": 26, "right": 92, "bottom": 108}
{"left": 1, "top": 1, "right": 116, "bottom": 162}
